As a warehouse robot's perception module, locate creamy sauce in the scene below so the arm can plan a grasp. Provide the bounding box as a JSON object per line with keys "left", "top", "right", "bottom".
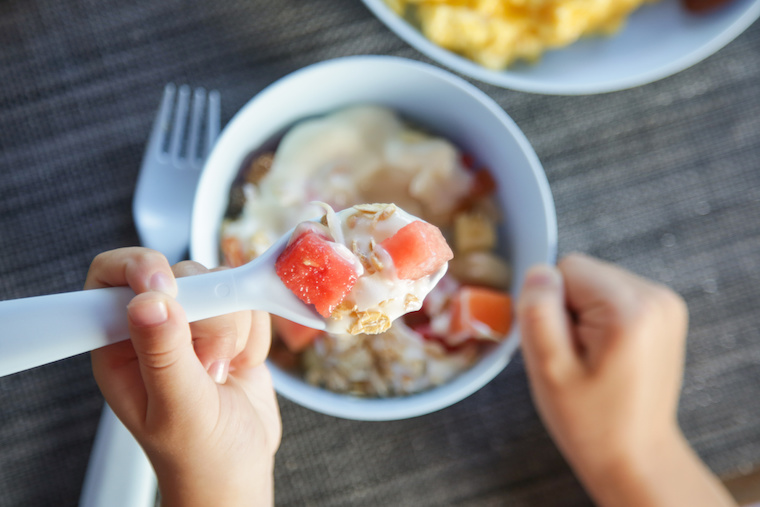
{"left": 315, "top": 204, "right": 449, "bottom": 336}
{"left": 223, "top": 105, "right": 473, "bottom": 261}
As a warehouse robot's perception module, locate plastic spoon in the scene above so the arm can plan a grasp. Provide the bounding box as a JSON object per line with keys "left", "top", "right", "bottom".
{"left": 0, "top": 228, "right": 324, "bottom": 378}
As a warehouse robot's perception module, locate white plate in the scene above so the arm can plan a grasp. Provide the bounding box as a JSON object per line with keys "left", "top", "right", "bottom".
{"left": 361, "top": 0, "right": 760, "bottom": 94}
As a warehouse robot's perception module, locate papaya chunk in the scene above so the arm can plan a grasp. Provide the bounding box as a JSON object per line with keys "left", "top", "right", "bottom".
{"left": 449, "top": 286, "right": 512, "bottom": 343}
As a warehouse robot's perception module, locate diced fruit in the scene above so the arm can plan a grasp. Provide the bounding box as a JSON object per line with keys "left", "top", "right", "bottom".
{"left": 454, "top": 212, "right": 496, "bottom": 254}
{"left": 221, "top": 236, "right": 247, "bottom": 268}
{"left": 457, "top": 168, "right": 498, "bottom": 213}
{"left": 272, "top": 315, "right": 322, "bottom": 353}
{"left": 470, "top": 169, "right": 497, "bottom": 199}
{"left": 460, "top": 152, "right": 476, "bottom": 170}
{"left": 420, "top": 274, "right": 460, "bottom": 323}
{"left": 403, "top": 309, "right": 430, "bottom": 328}
{"left": 422, "top": 328, "right": 479, "bottom": 355}
{"left": 268, "top": 338, "right": 302, "bottom": 371}
{"left": 275, "top": 230, "right": 359, "bottom": 317}
{"left": 447, "top": 251, "right": 512, "bottom": 290}
{"left": 380, "top": 220, "right": 454, "bottom": 280}
{"left": 449, "top": 286, "right": 512, "bottom": 344}
{"left": 682, "top": 0, "right": 731, "bottom": 11}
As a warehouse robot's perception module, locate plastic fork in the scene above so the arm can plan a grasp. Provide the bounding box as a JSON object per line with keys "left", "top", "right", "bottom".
{"left": 132, "top": 84, "right": 221, "bottom": 264}
{"left": 78, "top": 85, "right": 218, "bottom": 507}
{"left": 81, "top": 84, "right": 222, "bottom": 507}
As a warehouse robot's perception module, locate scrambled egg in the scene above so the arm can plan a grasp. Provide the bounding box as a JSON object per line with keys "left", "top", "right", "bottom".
{"left": 386, "top": 0, "right": 655, "bottom": 69}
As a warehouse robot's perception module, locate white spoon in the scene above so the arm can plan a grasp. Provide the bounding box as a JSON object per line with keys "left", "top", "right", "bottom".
{"left": 0, "top": 228, "right": 324, "bottom": 378}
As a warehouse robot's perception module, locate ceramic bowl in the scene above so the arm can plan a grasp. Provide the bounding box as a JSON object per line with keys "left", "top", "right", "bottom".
{"left": 190, "top": 55, "right": 557, "bottom": 420}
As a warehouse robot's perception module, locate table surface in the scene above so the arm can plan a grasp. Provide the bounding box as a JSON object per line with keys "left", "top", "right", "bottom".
{"left": 2, "top": 1, "right": 760, "bottom": 506}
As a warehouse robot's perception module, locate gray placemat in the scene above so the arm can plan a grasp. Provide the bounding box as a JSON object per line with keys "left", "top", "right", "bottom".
{"left": 1, "top": 1, "right": 759, "bottom": 505}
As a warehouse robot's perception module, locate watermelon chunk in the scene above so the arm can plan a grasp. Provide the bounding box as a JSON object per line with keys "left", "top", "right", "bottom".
{"left": 221, "top": 236, "right": 247, "bottom": 268}
{"left": 275, "top": 229, "right": 359, "bottom": 317}
{"left": 449, "top": 286, "right": 512, "bottom": 344}
{"left": 380, "top": 221, "right": 454, "bottom": 280}
{"left": 272, "top": 315, "right": 322, "bottom": 353}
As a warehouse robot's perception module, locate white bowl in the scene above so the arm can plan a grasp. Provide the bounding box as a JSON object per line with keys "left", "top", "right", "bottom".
{"left": 361, "top": 0, "right": 760, "bottom": 94}
{"left": 191, "top": 56, "right": 557, "bottom": 420}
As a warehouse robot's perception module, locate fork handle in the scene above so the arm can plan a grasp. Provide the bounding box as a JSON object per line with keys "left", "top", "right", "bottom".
{"left": 79, "top": 405, "right": 156, "bottom": 507}
{"left": 0, "top": 269, "right": 245, "bottom": 378}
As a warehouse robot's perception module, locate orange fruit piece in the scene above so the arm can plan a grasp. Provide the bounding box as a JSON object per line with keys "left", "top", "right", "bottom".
{"left": 450, "top": 286, "right": 512, "bottom": 342}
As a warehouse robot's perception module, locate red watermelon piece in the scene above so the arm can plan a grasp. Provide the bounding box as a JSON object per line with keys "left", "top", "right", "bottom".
{"left": 380, "top": 221, "right": 454, "bottom": 280}
{"left": 275, "top": 229, "right": 359, "bottom": 317}
{"left": 271, "top": 315, "right": 322, "bottom": 353}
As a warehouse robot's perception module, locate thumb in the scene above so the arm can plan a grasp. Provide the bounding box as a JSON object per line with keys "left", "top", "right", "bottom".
{"left": 517, "top": 265, "right": 578, "bottom": 381}
{"left": 127, "top": 292, "right": 210, "bottom": 424}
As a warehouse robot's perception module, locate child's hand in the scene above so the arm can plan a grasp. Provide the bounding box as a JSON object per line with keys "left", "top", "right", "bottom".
{"left": 86, "top": 248, "right": 281, "bottom": 507}
{"left": 517, "top": 253, "right": 735, "bottom": 507}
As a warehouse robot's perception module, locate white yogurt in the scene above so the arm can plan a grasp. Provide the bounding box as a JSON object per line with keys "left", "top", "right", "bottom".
{"left": 311, "top": 204, "right": 449, "bottom": 336}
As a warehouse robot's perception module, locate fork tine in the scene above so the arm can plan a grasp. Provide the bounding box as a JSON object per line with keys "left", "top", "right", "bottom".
{"left": 146, "top": 83, "right": 176, "bottom": 159}
{"left": 169, "top": 85, "right": 191, "bottom": 165}
{"left": 206, "top": 90, "right": 221, "bottom": 159}
{"left": 186, "top": 87, "right": 206, "bottom": 170}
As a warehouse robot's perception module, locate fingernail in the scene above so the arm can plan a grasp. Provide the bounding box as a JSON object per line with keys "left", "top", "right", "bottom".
{"left": 128, "top": 298, "right": 169, "bottom": 327}
{"left": 207, "top": 359, "right": 231, "bottom": 384}
{"left": 525, "top": 265, "right": 561, "bottom": 288}
{"left": 149, "top": 271, "right": 177, "bottom": 297}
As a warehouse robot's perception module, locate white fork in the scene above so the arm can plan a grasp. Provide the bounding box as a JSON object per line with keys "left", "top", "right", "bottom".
{"left": 133, "top": 83, "right": 221, "bottom": 263}
{"left": 80, "top": 84, "right": 221, "bottom": 507}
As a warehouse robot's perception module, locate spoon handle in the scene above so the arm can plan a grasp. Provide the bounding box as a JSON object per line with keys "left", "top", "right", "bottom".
{"left": 0, "top": 286, "right": 134, "bottom": 377}
{"left": 0, "top": 259, "right": 324, "bottom": 377}
{"left": 0, "top": 269, "right": 245, "bottom": 378}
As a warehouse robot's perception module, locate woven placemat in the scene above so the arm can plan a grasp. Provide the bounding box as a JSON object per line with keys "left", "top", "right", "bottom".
{"left": 1, "top": 1, "right": 759, "bottom": 505}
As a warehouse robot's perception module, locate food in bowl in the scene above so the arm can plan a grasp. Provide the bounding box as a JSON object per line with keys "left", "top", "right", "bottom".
{"left": 220, "top": 105, "right": 514, "bottom": 397}
{"left": 682, "top": 0, "right": 734, "bottom": 10}
{"left": 384, "top": 0, "right": 657, "bottom": 69}
{"left": 275, "top": 203, "right": 453, "bottom": 335}
{"left": 191, "top": 55, "right": 557, "bottom": 419}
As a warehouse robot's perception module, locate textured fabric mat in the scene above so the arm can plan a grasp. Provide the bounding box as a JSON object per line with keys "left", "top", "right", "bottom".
{"left": 1, "top": 1, "right": 759, "bottom": 505}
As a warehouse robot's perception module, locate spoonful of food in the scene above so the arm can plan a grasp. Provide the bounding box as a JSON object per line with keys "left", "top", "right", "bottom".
{"left": 0, "top": 203, "right": 453, "bottom": 378}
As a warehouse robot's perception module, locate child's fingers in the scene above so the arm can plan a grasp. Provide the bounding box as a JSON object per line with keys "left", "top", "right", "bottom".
{"left": 230, "top": 310, "right": 272, "bottom": 372}
{"left": 127, "top": 292, "right": 210, "bottom": 426}
{"left": 172, "top": 261, "right": 245, "bottom": 383}
{"left": 91, "top": 339, "right": 146, "bottom": 430}
{"left": 85, "top": 247, "right": 177, "bottom": 296}
{"left": 559, "top": 253, "right": 688, "bottom": 369}
{"left": 557, "top": 254, "right": 634, "bottom": 364}
{"left": 517, "top": 264, "right": 578, "bottom": 383}
{"left": 87, "top": 247, "right": 178, "bottom": 428}
{"left": 189, "top": 312, "right": 249, "bottom": 384}
{"left": 559, "top": 253, "right": 650, "bottom": 323}
{"left": 235, "top": 363, "right": 281, "bottom": 453}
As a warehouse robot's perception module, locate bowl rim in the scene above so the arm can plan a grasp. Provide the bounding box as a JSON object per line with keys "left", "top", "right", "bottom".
{"left": 360, "top": 0, "right": 760, "bottom": 95}
{"left": 192, "top": 55, "right": 558, "bottom": 420}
